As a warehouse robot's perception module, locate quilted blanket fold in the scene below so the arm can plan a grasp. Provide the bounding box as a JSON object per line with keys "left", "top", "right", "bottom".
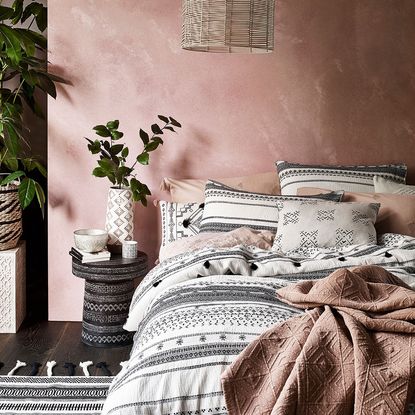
{"left": 221, "top": 265, "right": 415, "bottom": 415}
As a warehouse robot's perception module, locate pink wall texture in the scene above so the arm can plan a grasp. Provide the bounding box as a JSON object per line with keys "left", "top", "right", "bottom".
{"left": 48, "top": 0, "right": 415, "bottom": 321}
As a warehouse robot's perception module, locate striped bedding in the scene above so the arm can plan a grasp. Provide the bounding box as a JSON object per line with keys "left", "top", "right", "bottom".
{"left": 102, "top": 233, "right": 415, "bottom": 415}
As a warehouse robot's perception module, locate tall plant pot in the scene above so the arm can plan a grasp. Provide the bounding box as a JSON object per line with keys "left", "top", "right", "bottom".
{"left": 0, "top": 183, "right": 22, "bottom": 251}
{"left": 105, "top": 187, "right": 134, "bottom": 254}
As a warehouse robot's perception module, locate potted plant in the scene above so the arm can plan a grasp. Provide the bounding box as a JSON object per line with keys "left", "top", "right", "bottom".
{"left": 85, "top": 116, "right": 181, "bottom": 252}
{"left": 0, "top": 1, "right": 65, "bottom": 249}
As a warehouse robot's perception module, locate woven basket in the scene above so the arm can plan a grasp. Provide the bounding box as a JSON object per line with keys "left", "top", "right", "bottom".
{"left": 0, "top": 182, "right": 22, "bottom": 251}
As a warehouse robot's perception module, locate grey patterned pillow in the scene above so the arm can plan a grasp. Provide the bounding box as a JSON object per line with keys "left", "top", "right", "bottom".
{"left": 159, "top": 201, "right": 204, "bottom": 248}
{"left": 272, "top": 200, "right": 380, "bottom": 253}
{"left": 276, "top": 161, "right": 407, "bottom": 195}
{"left": 199, "top": 180, "right": 344, "bottom": 233}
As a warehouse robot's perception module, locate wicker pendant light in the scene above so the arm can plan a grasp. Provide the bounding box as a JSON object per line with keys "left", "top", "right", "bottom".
{"left": 182, "top": 0, "right": 275, "bottom": 53}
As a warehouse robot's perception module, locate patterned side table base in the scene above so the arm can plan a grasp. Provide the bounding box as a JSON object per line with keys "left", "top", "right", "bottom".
{"left": 81, "top": 280, "right": 134, "bottom": 348}
{"left": 71, "top": 252, "right": 148, "bottom": 348}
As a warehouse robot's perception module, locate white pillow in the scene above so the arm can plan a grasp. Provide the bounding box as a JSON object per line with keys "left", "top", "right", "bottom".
{"left": 272, "top": 200, "right": 380, "bottom": 254}
{"left": 276, "top": 161, "right": 407, "bottom": 195}
{"left": 374, "top": 176, "right": 415, "bottom": 195}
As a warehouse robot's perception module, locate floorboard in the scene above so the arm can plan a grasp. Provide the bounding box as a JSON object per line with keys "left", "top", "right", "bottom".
{"left": 0, "top": 320, "right": 131, "bottom": 377}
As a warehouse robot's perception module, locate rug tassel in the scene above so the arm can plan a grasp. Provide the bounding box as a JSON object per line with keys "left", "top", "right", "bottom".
{"left": 64, "top": 362, "right": 76, "bottom": 376}
{"left": 119, "top": 360, "right": 128, "bottom": 371}
{"left": 46, "top": 361, "right": 56, "bottom": 377}
{"left": 7, "top": 360, "right": 26, "bottom": 376}
{"left": 80, "top": 361, "right": 93, "bottom": 377}
{"left": 96, "top": 362, "right": 112, "bottom": 376}
{"left": 30, "top": 362, "right": 42, "bottom": 376}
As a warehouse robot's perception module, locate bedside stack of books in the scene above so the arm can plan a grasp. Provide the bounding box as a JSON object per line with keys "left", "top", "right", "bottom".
{"left": 69, "top": 247, "right": 111, "bottom": 263}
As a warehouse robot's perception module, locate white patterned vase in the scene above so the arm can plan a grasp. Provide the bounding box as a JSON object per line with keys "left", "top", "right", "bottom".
{"left": 105, "top": 187, "right": 134, "bottom": 253}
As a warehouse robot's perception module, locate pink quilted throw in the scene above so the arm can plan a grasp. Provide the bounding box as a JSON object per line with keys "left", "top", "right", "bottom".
{"left": 221, "top": 266, "right": 415, "bottom": 415}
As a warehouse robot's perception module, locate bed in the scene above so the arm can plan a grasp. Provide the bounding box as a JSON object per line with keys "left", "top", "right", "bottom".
{"left": 102, "top": 163, "right": 415, "bottom": 415}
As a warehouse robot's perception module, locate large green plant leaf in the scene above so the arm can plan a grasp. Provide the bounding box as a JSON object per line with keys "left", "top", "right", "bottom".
{"left": 34, "top": 181, "right": 45, "bottom": 217}
{"left": 33, "top": 160, "right": 46, "bottom": 177}
{"left": 3, "top": 123, "right": 21, "bottom": 156}
{"left": 19, "top": 158, "right": 47, "bottom": 178}
{"left": 18, "top": 177, "right": 36, "bottom": 209}
{"left": 35, "top": 6, "right": 47, "bottom": 32}
{"left": 22, "top": 69, "right": 39, "bottom": 86}
{"left": 21, "top": 2, "right": 43, "bottom": 24}
{"left": 11, "top": 0, "right": 24, "bottom": 24}
{"left": 0, "top": 170, "right": 25, "bottom": 185}
{"left": 18, "top": 29, "right": 46, "bottom": 49}
{"left": 15, "top": 30, "right": 35, "bottom": 56}
{"left": 0, "top": 6, "right": 14, "bottom": 20}
{"left": 37, "top": 72, "right": 57, "bottom": 98}
{"left": 0, "top": 24, "right": 22, "bottom": 65}
{"left": 0, "top": 149, "right": 19, "bottom": 171}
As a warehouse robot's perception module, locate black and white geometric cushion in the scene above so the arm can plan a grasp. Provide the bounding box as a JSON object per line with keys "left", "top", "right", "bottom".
{"left": 159, "top": 201, "right": 204, "bottom": 247}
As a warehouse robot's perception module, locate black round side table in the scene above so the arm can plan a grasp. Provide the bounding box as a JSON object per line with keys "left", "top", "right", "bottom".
{"left": 72, "top": 251, "right": 148, "bottom": 348}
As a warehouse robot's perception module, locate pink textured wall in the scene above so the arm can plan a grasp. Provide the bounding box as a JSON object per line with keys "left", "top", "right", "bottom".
{"left": 48, "top": 0, "right": 415, "bottom": 321}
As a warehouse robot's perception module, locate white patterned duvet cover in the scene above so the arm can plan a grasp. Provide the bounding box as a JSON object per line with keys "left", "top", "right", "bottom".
{"left": 102, "top": 234, "right": 415, "bottom": 415}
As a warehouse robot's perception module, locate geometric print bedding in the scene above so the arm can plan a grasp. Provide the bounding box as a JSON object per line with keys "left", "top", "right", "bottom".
{"left": 105, "top": 234, "right": 415, "bottom": 414}
{"left": 276, "top": 161, "right": 407, "bottom": 195}
{"left": 199, "top": 180, "right": 343, "bottom": 234}
{"left": 272, "top": 200, "right": 380, "bottom": 254}
{"left": 159, "top": 200, "right": 204, "bottom": 247}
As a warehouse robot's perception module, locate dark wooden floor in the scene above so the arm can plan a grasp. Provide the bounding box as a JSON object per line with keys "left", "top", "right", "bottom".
{"left": 0, "top": 319, "right": 132, "bottom": 376}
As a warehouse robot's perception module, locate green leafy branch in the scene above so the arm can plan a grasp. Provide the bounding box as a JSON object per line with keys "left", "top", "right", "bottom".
{"left": 85, "top": 115, "right": 182, "bottom": 206}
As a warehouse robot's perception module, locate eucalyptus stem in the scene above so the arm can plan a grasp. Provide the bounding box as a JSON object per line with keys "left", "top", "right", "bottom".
{"left": 86, "top": 117, "right": 181, "bottom": 205}
{"left": 130, "top": 122, "right": 168, "bottom": 170}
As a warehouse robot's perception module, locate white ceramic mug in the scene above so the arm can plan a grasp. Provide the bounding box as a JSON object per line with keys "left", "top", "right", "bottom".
{"left": 122, "top": 241, "right": 138, "bottom": 258}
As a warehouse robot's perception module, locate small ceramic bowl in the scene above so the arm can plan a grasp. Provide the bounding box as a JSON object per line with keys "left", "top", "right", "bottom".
{"left": 74, "top": 229, "right": 108, "bottom": 253}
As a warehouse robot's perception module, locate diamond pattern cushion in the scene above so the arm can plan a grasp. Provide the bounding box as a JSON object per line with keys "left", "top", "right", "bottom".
{"left": 272, "top": 200, "right": 380, "bottom": 254}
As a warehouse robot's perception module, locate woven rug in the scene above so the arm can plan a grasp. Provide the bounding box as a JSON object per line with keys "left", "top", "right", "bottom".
{"left": 0, "top": 376, "right": 113, "bottom": 414}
